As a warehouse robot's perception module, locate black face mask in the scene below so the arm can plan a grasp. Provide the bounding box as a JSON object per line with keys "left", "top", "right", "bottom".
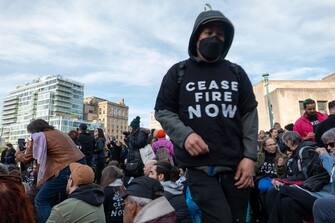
{"left": 198, "top": 36, "right": 224, "bottom": 62}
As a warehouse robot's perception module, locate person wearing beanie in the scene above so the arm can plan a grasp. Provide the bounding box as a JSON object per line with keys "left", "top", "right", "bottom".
{"left": 124, "top": 116, "right": 148, "bottom": 177}
{"left": 130, "top": 116, "right": 141, "bottom": 129}
{"left": 47, "top": 163, "right": 105, "bottom": 223}
{"left": 152, "top": 129, "right": 175, "bottom": 164}
{"left": 155, "top": 8, "right": 258, "bottom": 222}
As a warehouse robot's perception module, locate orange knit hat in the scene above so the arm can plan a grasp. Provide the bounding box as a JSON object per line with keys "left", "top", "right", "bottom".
{"left": 156, "top": 129, "right": 166, "bottom": 138}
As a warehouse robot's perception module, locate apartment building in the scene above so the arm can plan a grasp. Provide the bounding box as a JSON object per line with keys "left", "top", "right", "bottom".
{"left": 84, "top": 97, "right": 129, "bottom": 141}
{"left": 1, "top": 75, "right": 100, "bottom": 143}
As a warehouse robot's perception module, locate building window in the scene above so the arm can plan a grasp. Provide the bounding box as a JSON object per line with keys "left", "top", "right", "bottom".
{"left": 317, "top": 101, "right": 328, "bottom": 114}
{"left": 299, "top": 101, "right": 305, "bottom": 116}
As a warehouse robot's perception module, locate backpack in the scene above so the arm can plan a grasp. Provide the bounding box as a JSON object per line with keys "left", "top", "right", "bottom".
{"left": 298, "top": 145, "right": 327, "bottom": 179}
{"left": 155, "top": 142, "right": 174, "bottom": 165}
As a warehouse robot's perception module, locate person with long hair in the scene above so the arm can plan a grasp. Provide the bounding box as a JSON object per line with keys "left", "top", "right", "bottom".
{"left": 101, "top": 165, "right": 125, "bottom": 223}
{"left": 94, "top": 128, "right": 106, "bottom": 184}
{"left": 16, "top": 119, "right": 85, "bottom": 223}
{"left": 0, "top": 174, "right": 36, "bottom": 223}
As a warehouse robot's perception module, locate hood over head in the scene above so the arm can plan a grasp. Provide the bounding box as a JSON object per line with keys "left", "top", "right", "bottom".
{"left": 161, "top": 181, "right": 183, "bottom": 195}
{"left": 188, "top": 10, "right": 234, "bottom": 61}
{"left": 69, "top": 184, "right": 105, "bottom": 206}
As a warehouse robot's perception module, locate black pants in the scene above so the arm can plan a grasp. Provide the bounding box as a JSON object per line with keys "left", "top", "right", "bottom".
{"left": 265, "top": 186, "right": 316, "bottom": 223}
{"left": 95, "top": 157, "right": 105, "bottom": 184}
{"left": 187, "top": 169, "right": 249, "bottom": 223}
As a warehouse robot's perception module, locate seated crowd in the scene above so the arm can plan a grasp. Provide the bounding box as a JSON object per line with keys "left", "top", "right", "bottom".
{"left": 0, "top": 99, "right": 335, "bottom": 223}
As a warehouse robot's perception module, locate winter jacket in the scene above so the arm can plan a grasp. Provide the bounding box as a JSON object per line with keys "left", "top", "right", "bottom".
{"left": 162, "top": 181, "right": 192, "bottom": 223}
{"left": 94, "top": 137, "right": 106, "bottom": 159}
{"left": 47, "top": 184, "right": 105, "bottom": 223}
{"left": 4, "top": 148, "right": 16, "bottom": 165}
{"left": 1, "top": 149, "right": 7, "bottom": 163}
{"left": 133, "top": 196, "right": 176, "bottom": 223}
{"left": 77, "top": 132, "right": 95, "bottom": 156}
{"left": 255, "top": 152, "right": 286, "bottom": 178}
{"left": 126, "top": 129, "right": 148, "bottom": 164}
{"left": 154, "top": 10, "right": 258, "bottom": 168}
{"left": 315, "top": 114, "right": 335, "bottom": 146}
{"left": 16, "top": 130, "right": 84, "bottom": 187}
{"left": 293, "top": 112, "right": 327, "bottom": 140}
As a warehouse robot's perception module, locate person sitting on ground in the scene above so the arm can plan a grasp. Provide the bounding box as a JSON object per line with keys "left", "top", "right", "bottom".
{"left": 251, "top": 137, "right": 287, "bottom": 222}
{"left": 255, "top": 137, "right": 287, "bottom": 180}
{"left": 269, "top": 128, "right": 279, "bottom": 142}
{"left": 313, "top": 127, "right": 335, "bottom": 223}
{"left": 0, "top": 171, "right": 36, "bottom": 223}
{"left": 149, "top": 161, "right": 192, "bottom": 223}
{"left": 269, "top": 128, "right": 335, "bottom": 223}
{"left": 101, "top": 165, "right": 125, "bottom": 223}
{"left": 122, "top": 176, "right": 176, "bottom": 223}
{"left": 143, "top": 159, "right": 157, "bottom": 176}
{"left": 47, "top": 163, "right": 105, "bottom": 223}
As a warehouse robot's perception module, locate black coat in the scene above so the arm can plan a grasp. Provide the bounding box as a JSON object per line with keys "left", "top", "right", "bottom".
{"left": 315, "top": 114, "right": 335, "bottom": 146}
{"left": 164, "top": 191, "right": 192, "bottom": 223}
{"left": 77, "top": 132, "right": 95, "bottom": 155}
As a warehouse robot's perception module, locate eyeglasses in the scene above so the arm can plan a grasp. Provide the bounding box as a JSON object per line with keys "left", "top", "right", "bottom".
{"left": 325, "top": 142, "right": 335, "bottom": 148}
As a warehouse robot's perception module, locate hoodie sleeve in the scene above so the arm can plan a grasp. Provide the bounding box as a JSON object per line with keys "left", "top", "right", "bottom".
{"left": 241, "top": 108, "right": 259, "bottom": 161}
{"left": 154, "top": 64, "right": 194, "bottom": 149}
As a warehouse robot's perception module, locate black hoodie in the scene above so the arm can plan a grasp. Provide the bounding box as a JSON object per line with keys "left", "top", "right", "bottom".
{"left": 69, "top": 184, "right": 105, "bottom": 206}
{"left": 155, "top": 10, "right": 257, "bottom": 168}
{"left": 188, "top": 10, "right": 234, "bottom": 62}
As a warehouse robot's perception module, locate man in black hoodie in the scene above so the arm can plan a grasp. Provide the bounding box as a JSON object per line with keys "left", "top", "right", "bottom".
{"left": 47, "top": 163, "right": 105, "bottom": 223}
{"left": 155, "top": 9, "right": 258, "bottom": 222}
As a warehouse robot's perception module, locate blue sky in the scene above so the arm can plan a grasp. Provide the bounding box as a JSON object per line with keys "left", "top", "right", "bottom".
{"left": 0, "top": 0, "right": 335, "bottom": 126}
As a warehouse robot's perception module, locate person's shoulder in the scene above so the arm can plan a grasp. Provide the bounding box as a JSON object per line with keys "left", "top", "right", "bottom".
{"left": 164, "top": 59, "right": 190, "bottom": 77}
{"left": 54, "top": 198, "right": 81, "bottom": 209}
{"left": 316, "top": 112, "right": 328, "bottom": 120}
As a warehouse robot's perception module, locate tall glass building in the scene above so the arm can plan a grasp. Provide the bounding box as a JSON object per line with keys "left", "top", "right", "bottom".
{"left": 1, "top": 75, "right": 101, "bottom": 143}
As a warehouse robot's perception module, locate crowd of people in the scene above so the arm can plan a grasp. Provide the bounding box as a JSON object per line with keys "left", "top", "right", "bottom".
{"left": 0, "top": 116, "right": 191, "bottom": 223}
{"left": 1, "top": 8, "right": 335, "bottom": 223}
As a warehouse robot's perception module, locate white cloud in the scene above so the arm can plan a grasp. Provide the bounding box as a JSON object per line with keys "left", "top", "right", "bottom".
{"left": 0, "top": 0, "right": 335, "bottom": 127}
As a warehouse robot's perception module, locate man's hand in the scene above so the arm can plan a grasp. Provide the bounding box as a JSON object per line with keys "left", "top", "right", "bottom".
{"left": 315, "top": 147, "right": 327, "bottom": 155}
{"left": 234, "top": 158, "right": 255, "bottom": 189}
{"left": 184, "top": 133, "right": 209, "bottom": 156}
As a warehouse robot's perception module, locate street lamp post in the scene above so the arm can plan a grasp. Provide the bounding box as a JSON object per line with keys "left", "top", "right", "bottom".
{"left": 262, "top": 73, "right": 274, "bottom": 128}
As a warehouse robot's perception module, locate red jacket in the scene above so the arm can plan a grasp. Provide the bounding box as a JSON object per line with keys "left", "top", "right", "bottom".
{"left": 293, "top": 112, "right": 328, "bottom": 140}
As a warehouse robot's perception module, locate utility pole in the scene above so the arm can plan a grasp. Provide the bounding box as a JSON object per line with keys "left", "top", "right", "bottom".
{"left": 262, "top": 73, "right": 273, "bottom": 128}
